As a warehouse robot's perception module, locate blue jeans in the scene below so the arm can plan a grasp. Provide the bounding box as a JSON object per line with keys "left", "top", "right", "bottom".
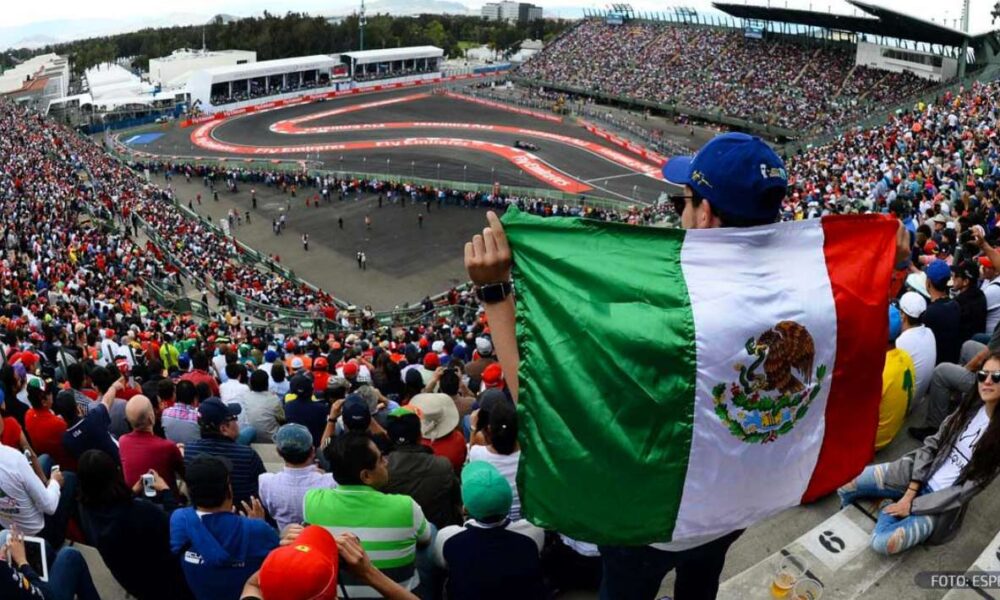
{"left": 599, "top": 529, "right": 744, "bottom": 600}
{"left": 39, "top": 471, "right": 78, "bottom": 551}
{"left": 37, "top": 454, "right": 53, "bottom": 477}
{"left": 39, "top": 547, "right": 101, "bottom": 600}
{"left": 415, "top": 523, "right": 441, "bottom": 600}
{"left": 237, "top": 425, "right": 257, "bottom": 446}
{"left": 837, "top": 463, "right": 936, "bottom": 555}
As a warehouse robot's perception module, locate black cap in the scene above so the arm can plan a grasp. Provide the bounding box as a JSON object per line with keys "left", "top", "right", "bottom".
{"left": 197, "top": 397, "right": 242, "bottom": 428}
{"left": 342, "top": 394, "right": 371, "bottom": 431}
{"left": 951, "top": 260, "right": 979, "bottom": 281}
{"left": 288, "top": 374, "right": 314, "bottom": 400}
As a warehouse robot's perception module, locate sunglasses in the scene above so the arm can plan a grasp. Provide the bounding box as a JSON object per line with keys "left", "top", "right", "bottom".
{"left": 977, "top": 370, "right": 1000, "bottom": 384}
{"left": 668, "top": 194, "right": 690, "bottom": 215}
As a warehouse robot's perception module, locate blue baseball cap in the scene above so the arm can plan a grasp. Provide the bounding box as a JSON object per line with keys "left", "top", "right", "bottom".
{"left": 662, "top": 133, "right": 788, "bottom": 222}
{"left": 888, "top": 305, "right": 902, "bottom": 342}
{"left": 925, "top": 260, "right": 951, "bottom": 286}
{"left": 264, "top": 350, "right": 278, "bottom": 363}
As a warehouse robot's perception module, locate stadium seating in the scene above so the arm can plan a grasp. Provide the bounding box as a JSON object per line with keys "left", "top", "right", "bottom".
{"left": 518, "top": 20, "right": 936, "bottom": 134}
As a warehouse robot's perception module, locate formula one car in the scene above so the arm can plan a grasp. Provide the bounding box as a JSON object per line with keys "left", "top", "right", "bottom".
{"left": 513, "top": 140, "right": 539, "bottom": 151}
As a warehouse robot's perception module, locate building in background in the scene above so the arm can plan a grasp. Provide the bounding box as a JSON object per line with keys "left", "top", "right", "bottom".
{"left": 148, "top": 49, "right": 257, "bottom": 90}
{"left": 48, "top": 62, "right": 182, "bottom": 130}
{"left": 480, "top": 1, "right": 543, "bottom": 24}
{"left": 0, "top": 53, "right": 70, "bottom": 113}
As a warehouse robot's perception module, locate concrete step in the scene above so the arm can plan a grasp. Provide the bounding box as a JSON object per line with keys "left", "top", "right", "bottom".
{"left": 75, "top": 542, "right": 133, "bottom": 600}
{"left": 717, "top": 503, "right": 900, "bottom": 599}
{"left": 941, "top": 529, "right": 1000, "bottom": 600}
{"left": 714, "top": 405, "right": 1000, "bottom": 600}
{"left": 251, "top": 442, "right": 281, "bottom": 464}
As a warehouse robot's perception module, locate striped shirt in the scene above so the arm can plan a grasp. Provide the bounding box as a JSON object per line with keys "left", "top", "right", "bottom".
{"left": 184, "top": 436, "right": 266, "bottom": 507}
{"left": 304, "top": 485, "right": 430, "bottom": 597}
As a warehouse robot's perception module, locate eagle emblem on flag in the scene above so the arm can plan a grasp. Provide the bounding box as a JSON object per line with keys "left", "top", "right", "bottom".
{"left": 712, "top": 321, "right": 827, "bottom": 444}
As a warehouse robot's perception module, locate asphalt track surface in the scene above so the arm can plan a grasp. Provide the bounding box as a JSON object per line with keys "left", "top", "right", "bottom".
{"left": 140, "top": 87, "right": 675, "bottom": 204}
{"left": 127, "top": 86, "right": 677, "bottom": 308}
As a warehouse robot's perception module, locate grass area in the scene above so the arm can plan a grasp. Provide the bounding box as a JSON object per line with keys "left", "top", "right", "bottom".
{"left": 457, "top": 40, "right": 482, "bottom": 51}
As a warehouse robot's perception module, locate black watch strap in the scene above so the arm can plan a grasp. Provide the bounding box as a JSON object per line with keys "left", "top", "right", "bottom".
{"left": 475, "top": 281, "right": 513, "bottom": 304}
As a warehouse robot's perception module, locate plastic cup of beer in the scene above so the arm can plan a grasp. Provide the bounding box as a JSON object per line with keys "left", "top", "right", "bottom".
{"left": 770, "top": 555, "right": 806, "bottom": 598}
{"left": 792, "top": 578, "right": 823, "bottom": 600}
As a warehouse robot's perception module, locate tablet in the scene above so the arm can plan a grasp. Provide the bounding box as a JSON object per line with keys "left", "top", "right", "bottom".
{"left": 21, "top": 536, "right": 48, "bottom": 582}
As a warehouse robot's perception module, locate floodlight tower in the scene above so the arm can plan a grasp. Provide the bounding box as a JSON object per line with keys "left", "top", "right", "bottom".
{"left": 359, "top": 0, "right": 367, "bottom": 51}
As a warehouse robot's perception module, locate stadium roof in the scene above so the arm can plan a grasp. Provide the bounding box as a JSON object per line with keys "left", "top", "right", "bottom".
{"left": 198, "top": 55, "right": 338, "bottom": 80}
{"left": 340, "top": 46, "right": 444, "bottom": 65}
{"left": 713, "top": 1, "right": 976, "bottom": 47}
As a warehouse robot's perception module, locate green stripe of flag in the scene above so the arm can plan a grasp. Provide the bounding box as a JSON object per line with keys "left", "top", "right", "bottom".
{"left": 504, "top": 207, "right": 698, "bottom": 545}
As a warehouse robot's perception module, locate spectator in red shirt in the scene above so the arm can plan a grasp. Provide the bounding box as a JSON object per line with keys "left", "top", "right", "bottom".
{"left": 179, "top": 352, "right": 219, "bottom": 397}
{"left": 410, "top": 393, "right": 467, "bottom": 472}
{"left": 25, "top": 385, "right": 75, "bottom": 472}
{"left": 119, "top": 395, "right": 184, "bottom": 494}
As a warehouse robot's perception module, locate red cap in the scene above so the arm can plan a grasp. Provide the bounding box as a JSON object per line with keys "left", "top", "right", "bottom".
{"left": 18, "top": 352, "right": 39, "bottom": 369}
{"left": 286, "top": 340, "right": 296, "bottom": 352}
{"left": 423, "top": 353, "right": 440, "bottom": 369}
{"left": 980, "top": 256, "right": 994, "bottom": 269}
{"left": 482, "top": 363, "right": 504, "bottom": 389}
{"left": 342, "top": 362, "right": 359, "bottom": 378}
{"left": 923, "top": 240, "right": 938, "bottom": 255}
{"left": 259, "top": 526, "right": 338, "bottom": 600}
{"left": 419, "top": 337, "right": 429, "bottom": 349}
{"left": 314, "top": 357, "right": 329, "bottom": 371}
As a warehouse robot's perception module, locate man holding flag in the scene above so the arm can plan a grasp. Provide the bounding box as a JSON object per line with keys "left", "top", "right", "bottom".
{"left": 464, "top": 133, "right": 905, "bottom": 599}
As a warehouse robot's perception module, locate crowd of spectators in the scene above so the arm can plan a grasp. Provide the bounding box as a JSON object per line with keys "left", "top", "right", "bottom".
{"left": 518, "top": 20, "right": 937, "bottom": 133}
{"left": 210, "top": 78, "right": 328, "bottom": 107}
{"left": 4, "top": 38, "right": 1000, "bottom": 600}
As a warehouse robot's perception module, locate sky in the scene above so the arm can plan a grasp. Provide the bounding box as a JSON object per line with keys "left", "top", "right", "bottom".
{"left": 2, "top": 0, "right": 997, "bottom": 43}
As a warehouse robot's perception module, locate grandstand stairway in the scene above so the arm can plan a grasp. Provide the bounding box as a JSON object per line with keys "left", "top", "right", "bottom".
{"left": 791, "top": 48, "right": 823, "bottom": 86}
{"left": 834, "top": 65, "right": 860, "bottom": 100}
{"left": 717, "top": 503, "right": 902, "bottom": 598}
{"left": 860, "top": 71, "right": 892, "bottom": 101}
{"left": 713, "top": 407, "right": 1000, "bottom": 600}
{"left": 941, "top": 530, "right": 1000, "bottom": 599}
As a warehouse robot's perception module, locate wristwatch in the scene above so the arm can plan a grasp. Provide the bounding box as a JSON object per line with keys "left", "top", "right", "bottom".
{"left": 474, "top": 281, "right": 513, "bottom": 304}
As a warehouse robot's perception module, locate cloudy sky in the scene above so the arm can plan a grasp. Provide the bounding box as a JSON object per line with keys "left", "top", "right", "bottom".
{"left": 2, "top": 0, "right": 997, "bottom": 42}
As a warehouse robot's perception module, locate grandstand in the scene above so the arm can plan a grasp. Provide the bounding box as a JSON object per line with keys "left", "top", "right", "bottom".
{"left": 517, "top": 4, "right": 1000, "bottom": 139}
{"left": 6, "top": 7, "right": 1000, "bottom": 600}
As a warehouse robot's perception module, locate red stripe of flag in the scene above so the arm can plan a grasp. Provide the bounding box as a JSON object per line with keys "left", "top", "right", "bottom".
{"left": 803, "top": 214, "right": 899, "bottom": 502}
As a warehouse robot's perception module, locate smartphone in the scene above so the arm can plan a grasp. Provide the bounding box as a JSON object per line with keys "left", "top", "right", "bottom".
{"left": 23, "top": 449, "right": 31, "bottom": 463}
{"left": 142, "top": 473, "right": 156, "bottom": 497}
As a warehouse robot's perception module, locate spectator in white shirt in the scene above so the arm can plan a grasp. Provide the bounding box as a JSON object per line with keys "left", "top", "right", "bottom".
{"left": 0, "top": 443, "right": 71, "bottom": 550}
{"left": 979, "top": 256, "right": 1000, "bottom": 337}
{"left": 896, "top": 292, "right": 937, "bottom": 408}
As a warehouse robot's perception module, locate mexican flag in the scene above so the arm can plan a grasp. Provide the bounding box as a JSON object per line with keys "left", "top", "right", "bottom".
{"left": 503, "top": 207, "right": 898, "bottom": 545}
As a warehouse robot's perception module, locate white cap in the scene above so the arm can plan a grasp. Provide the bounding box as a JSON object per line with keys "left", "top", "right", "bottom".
{"left": 291, "top": 357, "right": 304, "bottom": 369}
{"left": 431, "top": 340, "right": 445, "bottom": 354}
{"left": 475, "top": 337, "right": 493, "bottom": 356}
{"left": 899, "top": 291, "right": 928, "bottom": 319}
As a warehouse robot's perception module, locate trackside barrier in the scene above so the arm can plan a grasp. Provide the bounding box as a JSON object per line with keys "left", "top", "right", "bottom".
{"left": 510, "top": 76, "right": 799, "bottom": 141}
{"left": 182, "top": 71, "right": 510, "bottom": 127}
{"left": 577, "top": 119, "right": 668, "bottom": 165}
